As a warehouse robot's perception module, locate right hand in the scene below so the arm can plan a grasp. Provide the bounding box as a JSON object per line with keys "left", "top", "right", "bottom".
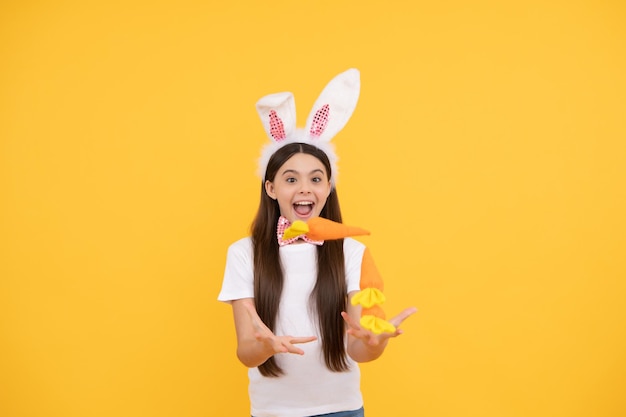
{"left": 242, "top": 300, "right": 317, "bottom": 355}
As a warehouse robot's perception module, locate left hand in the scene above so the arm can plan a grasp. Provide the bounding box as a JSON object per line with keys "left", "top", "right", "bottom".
{"left": 341, "top": 307, "right": 417, "bottom": 346}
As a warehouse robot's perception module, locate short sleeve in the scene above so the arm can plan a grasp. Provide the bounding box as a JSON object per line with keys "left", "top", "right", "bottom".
{"left": 343, "top": 238, "right": 366, "bottom": 293}
{"left": 217, "top": 237, "right": 255, "bottom": 303}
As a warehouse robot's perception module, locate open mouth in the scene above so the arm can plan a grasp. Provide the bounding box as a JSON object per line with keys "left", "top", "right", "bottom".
{"left": 293, "top": 201, "right": 314, "bottom": 217}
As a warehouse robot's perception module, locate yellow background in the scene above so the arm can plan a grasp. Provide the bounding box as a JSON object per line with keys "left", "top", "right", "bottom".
{"left": 1, "top": 1, "right": 625, "bottom": 416}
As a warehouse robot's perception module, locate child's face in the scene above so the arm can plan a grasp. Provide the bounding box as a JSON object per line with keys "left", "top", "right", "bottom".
{"left": 265, "top": 152, "right": 332, "bottom": 224}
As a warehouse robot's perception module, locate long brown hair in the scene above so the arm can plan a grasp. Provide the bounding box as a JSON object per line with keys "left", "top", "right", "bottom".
{"left": 251, "top": 142, "right": 349, "bottom": 377}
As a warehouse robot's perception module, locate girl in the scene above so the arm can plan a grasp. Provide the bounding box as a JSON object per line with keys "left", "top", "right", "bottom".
{"left": 218, "top": 69, "right": 416, "bottom": 417}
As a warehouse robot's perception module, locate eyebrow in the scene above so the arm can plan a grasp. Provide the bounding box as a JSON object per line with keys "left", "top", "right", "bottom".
{"left": 280, "top": 168, "right": 325, "bottom": 176}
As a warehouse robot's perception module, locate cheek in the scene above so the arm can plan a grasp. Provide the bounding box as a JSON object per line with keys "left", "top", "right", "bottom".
{"left": 318, "top": 188, "right": 331, "bottom": 202}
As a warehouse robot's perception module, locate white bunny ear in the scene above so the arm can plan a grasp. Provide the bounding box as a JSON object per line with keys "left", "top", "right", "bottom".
{"left": 256, "top": 92, "right": 297, "bottom": 142}
{"left": 305, "top": 68, "right": 360, "bottom": 142}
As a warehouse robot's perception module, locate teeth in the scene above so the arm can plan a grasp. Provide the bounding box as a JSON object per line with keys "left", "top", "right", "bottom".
{"left": 294, "top": 201, "right": 313, "bottom": 206}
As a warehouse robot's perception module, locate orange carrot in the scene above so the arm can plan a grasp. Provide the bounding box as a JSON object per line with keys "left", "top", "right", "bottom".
{"left": 361, "top": 305, "right": 386, "bottom": 320}
{"left": 305, "top": 217, "right": 370, "bottom": 241}
{"left": 359, "top": 248, "right": 384, "bottom": 290}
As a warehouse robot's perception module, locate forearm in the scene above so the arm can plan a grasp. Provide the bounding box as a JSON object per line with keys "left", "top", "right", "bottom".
{"left": 231, "top": 299, "right": 274, "bottom": 367}
{"left": 236, "top": 338, "right": 275, "bottom": 368}
{"left": 347, "top": 337, "right": 388, "bottom": 363}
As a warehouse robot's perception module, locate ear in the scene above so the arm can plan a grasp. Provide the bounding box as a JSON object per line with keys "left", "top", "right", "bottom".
{"left": 264, "top": 180, "right": 277, "bottom": 200}
{"left": 304, "top": 68, "right": 360, "bottom": 142}
{"left": 256, "top": 92, "right": 296, "bottom": 142}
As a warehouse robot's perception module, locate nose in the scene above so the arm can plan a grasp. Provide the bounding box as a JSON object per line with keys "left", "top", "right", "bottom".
{"left": 298, "top": 182, "right": 311, "bottom": 194}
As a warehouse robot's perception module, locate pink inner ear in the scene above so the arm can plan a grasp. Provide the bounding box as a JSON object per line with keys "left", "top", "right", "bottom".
{"left": 310, "top": 104, "right": 330, "bottom": 137}
{"left": 269, "top": 110, "right": 286, "bottom": 141}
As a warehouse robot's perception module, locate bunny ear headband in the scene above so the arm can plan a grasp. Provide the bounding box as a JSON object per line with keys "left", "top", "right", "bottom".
{"left": 256, "top": 68, "right": 361, "bottom": 187}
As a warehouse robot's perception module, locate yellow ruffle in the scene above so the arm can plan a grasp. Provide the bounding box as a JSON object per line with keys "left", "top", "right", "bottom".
{"left": 350, "top": 288, "right": 386, "bottom": 308}
{"left": 282, "top": 220, "right": 309, "bottom": 239}
{"left": 360, "top": 315, "right": 396, "bottom": 334}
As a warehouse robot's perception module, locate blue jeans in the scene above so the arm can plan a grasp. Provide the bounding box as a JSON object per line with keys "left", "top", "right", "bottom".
{"left": 252, "top": 406, "right": 365, "bottom": 417}
{"left": 312, "top": 407, "right": 365, "bottom": 417}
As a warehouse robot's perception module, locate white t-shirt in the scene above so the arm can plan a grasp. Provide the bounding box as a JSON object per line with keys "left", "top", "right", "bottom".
{"left": 218, "top": 237, "right": 366, "bottom": 417}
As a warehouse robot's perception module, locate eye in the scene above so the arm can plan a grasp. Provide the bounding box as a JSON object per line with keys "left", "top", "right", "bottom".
{"left": 286, "top": 177, "right": 296, "bottom": 183}
{"left": 312, "top": 177, "right": 322, "bottom": 183}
